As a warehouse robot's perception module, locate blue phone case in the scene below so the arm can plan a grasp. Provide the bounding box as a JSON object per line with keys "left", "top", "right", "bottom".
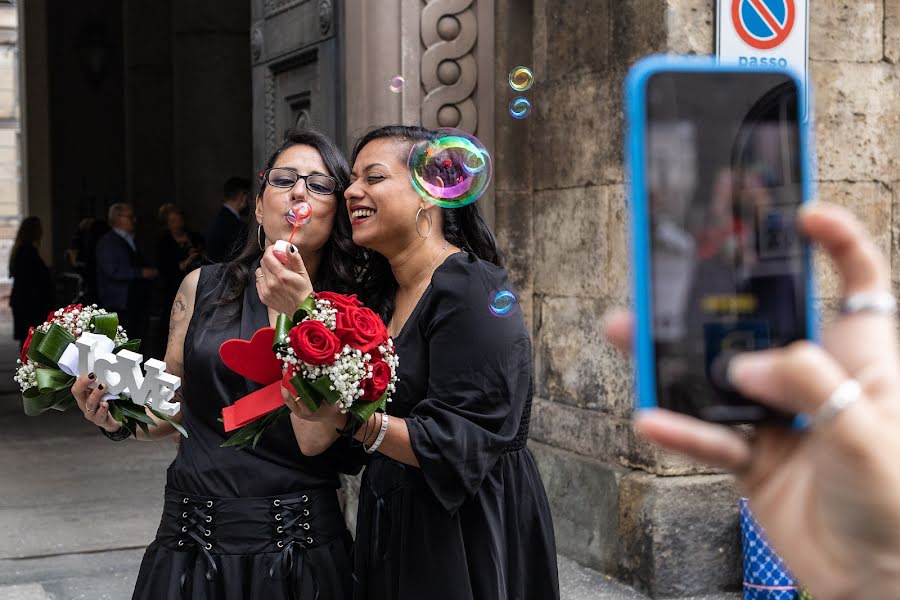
{"left": 624, "top": 55, "right": 818, "bottom": 413}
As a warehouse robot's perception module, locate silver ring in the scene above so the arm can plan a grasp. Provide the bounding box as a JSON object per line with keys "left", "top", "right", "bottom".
{"left": 840, "top": 292, "right": 897, "bottom": 317}
{"left": 810, "top": 379, "right": 862, "bottom": 428}
{"left": 256, "top": 274, "right": 266, "bottom": 282}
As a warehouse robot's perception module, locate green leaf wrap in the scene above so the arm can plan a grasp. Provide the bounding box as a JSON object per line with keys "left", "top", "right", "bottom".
{"left": 350, "top": 394, "right": 387, "bottom": 423}
{"left": 274, "top": 314, "right": 292, "bottom": 351}
{"left": 27, "top": 324, "right": 75, "bottom": 368}
{"left": 290, "top": 375, "right": 322, "bottom": 413}
{"left": 91, "top": 313, "right": 120, "bottom": 339}
{"left": 292, "top": 294, "right": 317, "bottom": 324}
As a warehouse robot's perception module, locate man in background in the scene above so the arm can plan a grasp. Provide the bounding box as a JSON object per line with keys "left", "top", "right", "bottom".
{"left": 96, "top": 203, "right": 158, "bottom": 342}
{"left": 206, "top": 176, "right": 251, "bottom": 263}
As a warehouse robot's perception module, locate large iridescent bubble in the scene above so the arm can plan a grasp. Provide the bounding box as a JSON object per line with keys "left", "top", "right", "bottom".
{"left": 407, "top": 129, "right": 492, "bottom": 209}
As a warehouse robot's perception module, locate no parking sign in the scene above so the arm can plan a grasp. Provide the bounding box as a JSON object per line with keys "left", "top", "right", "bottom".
{"left": 717, "top": 0, "right": 809, "bottom": 118}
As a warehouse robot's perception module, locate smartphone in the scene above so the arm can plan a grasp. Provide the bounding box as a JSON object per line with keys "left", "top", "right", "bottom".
{"left": 625, "top": 56, "right": 816, "bottom": 423}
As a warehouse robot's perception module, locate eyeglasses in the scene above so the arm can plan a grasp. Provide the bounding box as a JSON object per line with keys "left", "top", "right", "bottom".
{"left": 261, "top": 168, "right": 338, "bottom": 196}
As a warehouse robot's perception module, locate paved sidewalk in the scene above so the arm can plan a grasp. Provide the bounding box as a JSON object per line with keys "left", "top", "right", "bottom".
{"left": 0, "top": 326, "right": 738, "bottom": 600}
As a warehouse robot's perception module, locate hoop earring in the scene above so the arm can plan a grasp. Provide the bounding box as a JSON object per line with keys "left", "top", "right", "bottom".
{"left": 257, "top": 225, "right": 265, "bottom": 251}
{"left": 415, "top": 207, "right": 433, "bottom": 239}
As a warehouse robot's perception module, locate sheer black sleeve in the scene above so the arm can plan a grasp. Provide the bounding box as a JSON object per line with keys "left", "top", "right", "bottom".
{"left": 404, "top": 257, "right": 532, "bottom": 514}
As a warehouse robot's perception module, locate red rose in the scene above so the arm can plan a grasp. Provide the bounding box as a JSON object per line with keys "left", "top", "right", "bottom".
{"left": 289, "top": 321, "right": 342, "bottom": 366}
{"left": 315, "top": 292, "right": 363, "bottom": 314}
{"left": 20, "top": 326, "right": 35, "bottom": 363}
{"left": 334, "top": 306, "right": 388, "bottom": 354}
{"left": 360, "top": 358, "right": 391, "bottom": 402}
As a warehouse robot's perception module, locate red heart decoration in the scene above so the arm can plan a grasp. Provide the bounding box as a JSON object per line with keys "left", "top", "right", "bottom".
{"left": 219, "top": 327, "right": 282, "bottom": 385}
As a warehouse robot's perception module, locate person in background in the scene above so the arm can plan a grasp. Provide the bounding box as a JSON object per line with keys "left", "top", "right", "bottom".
{"left": 9, "top": 216, "right": 54, "bottom": 350}
{"left": 156, "top": 203, "right": 204, "bottom": 348}
{"left": 66, "top": 216, "right": 110, "bottom": 304}
{"left": 206, "top": 176, "right": 251, "bottom": 263}
{"left": 603, "top": 203, "right": 900, "bottom": 600}
{"left": 96, "top": 203, "right": 158, "bottom": 342}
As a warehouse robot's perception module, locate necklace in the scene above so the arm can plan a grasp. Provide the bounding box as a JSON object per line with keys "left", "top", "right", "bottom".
{"left": 390, "top": 239, "right": 449, "bottom": 336}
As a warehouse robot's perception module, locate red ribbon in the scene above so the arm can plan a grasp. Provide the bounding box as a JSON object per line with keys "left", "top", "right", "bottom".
{"left": 221, "top": 382, "right": 285, "bottom": 432}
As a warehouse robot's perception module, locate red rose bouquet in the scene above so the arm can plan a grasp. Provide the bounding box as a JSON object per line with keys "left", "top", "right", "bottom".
{"left": 220, "top": 292, "right": 398, "bottom": 450}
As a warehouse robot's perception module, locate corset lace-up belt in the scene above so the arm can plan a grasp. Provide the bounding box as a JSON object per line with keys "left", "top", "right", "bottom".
{"left": 158, "top": 486, "right": 346, "bottom": 599}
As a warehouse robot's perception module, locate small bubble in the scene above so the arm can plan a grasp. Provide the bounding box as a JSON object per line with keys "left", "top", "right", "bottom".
{"left": 508, "top": 66, "right": 534, "bottom": 92}
{"left": 389, "top": 76, "right": 405, "bottom": 93}
{"left": 489, "top": 290, "right": 518, "bottom": 318}
{"left": 509, "top": 97, "right": 532, "bottom": 119}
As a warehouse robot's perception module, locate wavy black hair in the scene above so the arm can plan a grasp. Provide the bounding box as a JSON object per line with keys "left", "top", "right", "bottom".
{"left": 350, "top": 125, "right": 505, "bottom": 320}
{"left": 210, "top": 128, "right": 363, "bottom": 318}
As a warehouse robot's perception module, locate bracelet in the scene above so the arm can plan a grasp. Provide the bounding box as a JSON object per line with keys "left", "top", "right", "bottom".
{"left": 365, "top": 414, "right": 389, "bottom": 454}
{"left": 337, "top": 412, "right": 364, "bottom": 440}
{"left": 100, "top": 425, "right": 131, "bottom": 441}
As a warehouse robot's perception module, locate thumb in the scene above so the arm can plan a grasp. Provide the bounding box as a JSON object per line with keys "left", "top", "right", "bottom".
{"left": 284, "top": 243, "right": 308, "bottom": 276}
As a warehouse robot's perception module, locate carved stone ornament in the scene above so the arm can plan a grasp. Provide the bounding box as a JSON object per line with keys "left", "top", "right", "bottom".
{"left": 319, "top": 0, "right": 333, "bottom": 35}
{"left": 251, "top": 27, "right": 263, "bottom": 61}
{"left": 420, "top": 0, "right": 478, "bottom": 132}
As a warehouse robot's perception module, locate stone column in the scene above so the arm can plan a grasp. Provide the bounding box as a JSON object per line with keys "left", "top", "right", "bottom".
{"left": 17, "top": 0, "right": 52, "bottom": 262}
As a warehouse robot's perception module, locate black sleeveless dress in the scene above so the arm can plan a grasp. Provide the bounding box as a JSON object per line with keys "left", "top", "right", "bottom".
{"left": 133, "top": 263, "right": 359, "bottom": 599}
{"left": 352, "top": 252, "right": 560, "bottom": 600}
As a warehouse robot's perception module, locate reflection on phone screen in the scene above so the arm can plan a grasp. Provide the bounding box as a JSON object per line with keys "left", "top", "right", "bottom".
{"left": 646, "top": 72, "right": 805, "bottom": 421}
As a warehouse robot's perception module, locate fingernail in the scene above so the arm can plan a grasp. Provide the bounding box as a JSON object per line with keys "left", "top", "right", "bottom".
{"left": 101, "top": 401, "right": 108, "bottom": 409}
{"left": 726, "top": 354, "right": 769, "bottom": 387}
{"left": 98, "top": 383, "right": 105, "bottom": 391}
{"left": 273, "top": 250, "right": 289, "bottom": 264}
{"left": 88, "top": 372, "right": 95, "bottom": 380}
{"left": 289, "top": 244, "right": 297, "bottom": 254}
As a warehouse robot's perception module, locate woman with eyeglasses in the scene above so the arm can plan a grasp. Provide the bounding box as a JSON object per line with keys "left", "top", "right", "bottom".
{"left": 68, "top": 129, "right": 368, "bottom": 599}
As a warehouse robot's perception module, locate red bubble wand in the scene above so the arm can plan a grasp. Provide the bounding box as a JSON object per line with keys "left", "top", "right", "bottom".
{"left": 288, "top": 202, "right": 312, "bottom": 245}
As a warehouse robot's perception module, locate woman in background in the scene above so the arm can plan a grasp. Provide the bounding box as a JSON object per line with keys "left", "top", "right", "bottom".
{"left": 9, "top": 216, "right": 54, "bottom": 350}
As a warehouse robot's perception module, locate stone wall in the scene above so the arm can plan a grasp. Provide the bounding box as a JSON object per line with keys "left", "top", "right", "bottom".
{"left": 492, "top": 0, "right": 899, "bottom": 597}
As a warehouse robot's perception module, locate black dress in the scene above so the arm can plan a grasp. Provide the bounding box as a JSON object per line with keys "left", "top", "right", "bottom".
{"left": 353, "top": 252, "right": 560, "bottom": 600}
{"left": 134, "top": 262, "right": 359, "bottom": 600}
{"left": 9, "top": 244, "right": 54, "bottom": 341}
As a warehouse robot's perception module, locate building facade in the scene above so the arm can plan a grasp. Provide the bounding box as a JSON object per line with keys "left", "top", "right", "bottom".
{"left": 16, "top": 0, "right": 900, "bottom": 597}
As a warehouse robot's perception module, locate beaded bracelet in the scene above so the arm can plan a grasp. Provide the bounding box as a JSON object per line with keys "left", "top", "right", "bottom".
{"left": 100, "top": 425, "right": 132, "bottom": 441}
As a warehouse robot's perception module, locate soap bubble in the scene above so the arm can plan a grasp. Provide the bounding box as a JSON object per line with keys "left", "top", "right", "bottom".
{"left": 509, "top": 97, "right": 532, "bottom": 119}
{"left": 408, "top": 129, "right": 492, "bottom": 209}
{"left": 508, "top": 66, "right": 534, "bottom": 92}
{"left": 489, "top": 290, "right": 518, "bottom": 318}
{"left": 389, "top": 76, "right": 405, "bottom": 93}
{"left": 287, "top": 202, "right": 312, "bottom": 226}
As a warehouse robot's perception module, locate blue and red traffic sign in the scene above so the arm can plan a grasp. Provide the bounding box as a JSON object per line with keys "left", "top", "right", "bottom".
{"left": 732, "top": 0, "right": 796, "bottom": 50}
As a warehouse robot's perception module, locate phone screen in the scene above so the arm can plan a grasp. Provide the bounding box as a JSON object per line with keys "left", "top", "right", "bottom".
{"left": 645, "top": 71, "right": 806, "bottom": 422}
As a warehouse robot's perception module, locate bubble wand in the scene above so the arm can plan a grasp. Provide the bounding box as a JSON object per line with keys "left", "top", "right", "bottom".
{"left": 287, "top": 202, "right": 312, "bottom": 245}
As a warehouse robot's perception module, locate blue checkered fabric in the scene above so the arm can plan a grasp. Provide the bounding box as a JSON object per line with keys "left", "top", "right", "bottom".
{"left": 740, "top": 497, "right": 800, "bottom": 600}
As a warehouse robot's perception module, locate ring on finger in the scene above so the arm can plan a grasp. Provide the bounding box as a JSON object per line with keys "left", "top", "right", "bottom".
{"left": 839, "top": 292, "right": 897, "bottom": 317}
{"left": 256, "top": 274, "right": 266, "bottom": 282}
{"left": 809, "top": 379, "right": 863, "bottom": 429}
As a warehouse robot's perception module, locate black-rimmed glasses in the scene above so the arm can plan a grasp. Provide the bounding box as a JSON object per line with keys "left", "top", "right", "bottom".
{"left": 261, "top": 167, "right": 338, "bottom": 196}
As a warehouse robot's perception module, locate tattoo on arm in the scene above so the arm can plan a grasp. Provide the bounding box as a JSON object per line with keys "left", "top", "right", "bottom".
{"left": 171, "top": 294, "right": 188, "bottom": 322}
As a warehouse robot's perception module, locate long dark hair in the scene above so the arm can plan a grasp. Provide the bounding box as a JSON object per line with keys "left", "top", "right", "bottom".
{"left": 350, "top": 125, "right": 505, "bottom": 320}
{"left": 211, "top": 128, "right": 360, "bottom": 317}
{"left": 9, "top": 217, "right": 42, "bottom": 277}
